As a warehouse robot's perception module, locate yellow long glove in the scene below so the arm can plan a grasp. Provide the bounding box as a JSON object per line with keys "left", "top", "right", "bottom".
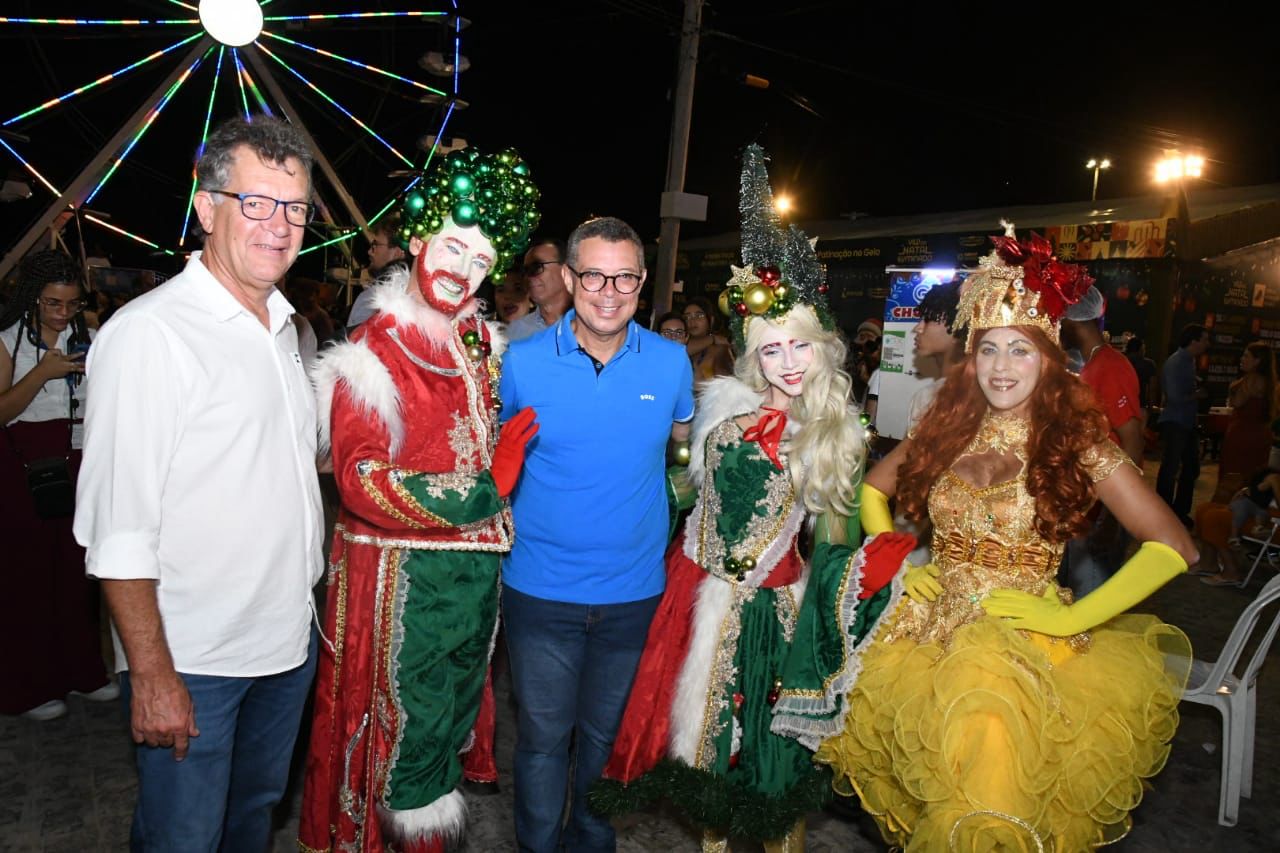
{"left": 982, "top": 541, "right": 1187, "bottom": 636}
{"left": 860, "top": 482, "right": 894, "bottom": 537}
{"left": 903, "top": 562, "right": 943, "bottom": 603}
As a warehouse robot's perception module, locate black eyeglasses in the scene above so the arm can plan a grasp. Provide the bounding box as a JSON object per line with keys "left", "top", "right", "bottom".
{"left": 567, "top": 266, "right": 643, "bottom": 294}
{"left": 208, "top": 190, "right": 315, "bottom": 226}
{"left": 522, "top": 259, "right": 561, "bottom": 277}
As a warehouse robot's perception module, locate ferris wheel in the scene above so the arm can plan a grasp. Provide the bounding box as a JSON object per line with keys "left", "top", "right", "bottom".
{"left": 0, "top": 0, "right": 469, "bottom": 279}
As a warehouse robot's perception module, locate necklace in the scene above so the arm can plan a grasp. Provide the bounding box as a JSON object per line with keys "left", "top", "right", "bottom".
{"left": 1086, "top": 343, "right": 1104, "bottom": 364}
{"left": 963, "top": 410, "right": 1030, "bottom": 459}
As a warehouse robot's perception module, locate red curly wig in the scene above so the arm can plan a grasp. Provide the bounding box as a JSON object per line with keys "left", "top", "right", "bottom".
{"left": 897, "top": 325, "right": 1111, "bottom": 542}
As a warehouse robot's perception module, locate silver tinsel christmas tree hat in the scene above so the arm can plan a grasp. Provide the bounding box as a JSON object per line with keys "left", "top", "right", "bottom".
{"left": 718, "top": 144, "right": 834, "bottom": 351}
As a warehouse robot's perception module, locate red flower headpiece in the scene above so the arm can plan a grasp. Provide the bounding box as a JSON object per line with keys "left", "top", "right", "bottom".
{"left": 989, "top": 231, "right": 1094, "bottom": 324}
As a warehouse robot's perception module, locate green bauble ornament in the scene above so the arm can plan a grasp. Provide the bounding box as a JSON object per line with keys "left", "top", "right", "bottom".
{"left": 513, "top": 161, "right": 530, "bottom": 176}
{"left": 406, "top": 192, "right": 426, "bottom": 212}
{"left": 482, "top": 215, "right": 500, "bottom": 234}
{"left": 427, "top": 215, "right": 443, "bottom": 233}
{"left": 426, "top": 184, "right": 441, "bottom": 197}
{"left": 522, "top": 183, "right": 540, "bottom": 201}
{"left": 462, "top": 330, "right": 480, "bottom": 346}
{"left": 451, "top": 172, "right": 476, "bottom": 197}
{"left": 446, "top": 150, "right": 470, "bottom": 170}
{"left": 497, "top": 149, "right": 517, "bottom": 165}
{"left": 452, "top": 200, "right": 478, "bottom": 227}
{"left": 524, "top": 208, "right": 540, "bottom": 225}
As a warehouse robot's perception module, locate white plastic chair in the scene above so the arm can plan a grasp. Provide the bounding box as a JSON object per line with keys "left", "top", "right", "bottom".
{"left": 1180, "top": 573, "right": 1280, "bottom": 826}
{"left": 1236, "top": 514, "right": 1280, "bottom": 589}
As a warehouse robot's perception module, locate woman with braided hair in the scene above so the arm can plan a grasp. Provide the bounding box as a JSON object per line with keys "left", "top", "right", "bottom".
{"left": 1, "top": 249, "right": 114, "bottom": 721}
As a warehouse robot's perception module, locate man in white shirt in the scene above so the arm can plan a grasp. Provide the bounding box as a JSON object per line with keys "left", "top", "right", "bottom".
{"left": 74, "top": 116, "right": 324, "bottom": 852}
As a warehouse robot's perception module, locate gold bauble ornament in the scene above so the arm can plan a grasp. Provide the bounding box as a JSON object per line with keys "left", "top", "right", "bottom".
{"left": 717, "top": 289, "right": 733, "bottom": 317}
{"left": 742, "top": 282, "right": 775, "bottom": 315}
{"left": 772, "top": 283, "right": 790, "bottom": 301}
{"left": 467, "top": 344, "right": 486, "bottom": 361}
{"left": 672, "top": 442, "right": 692, "bottom": 466}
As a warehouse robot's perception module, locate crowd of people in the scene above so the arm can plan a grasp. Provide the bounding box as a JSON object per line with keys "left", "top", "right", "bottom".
{"left": 0, "top": 114, "right": 1271, "bottom": 852}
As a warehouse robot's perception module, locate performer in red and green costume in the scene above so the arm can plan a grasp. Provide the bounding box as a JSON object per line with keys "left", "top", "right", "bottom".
{"left": 299, "top": 147, "right": 541, "bottom": 853}
{"left": 590, "top": 145, "right": 911, "bottom": 850}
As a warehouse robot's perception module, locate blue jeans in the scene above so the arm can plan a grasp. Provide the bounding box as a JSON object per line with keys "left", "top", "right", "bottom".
{"left": 503, "top": 587, "right": 660, "bottom": 853}
{"left": 120, "top": 630, "right": 317, "bottom": 853}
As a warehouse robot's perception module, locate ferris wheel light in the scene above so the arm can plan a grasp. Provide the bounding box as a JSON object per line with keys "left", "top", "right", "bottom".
{"left": 199, "top": 0, "right": 263, "bottom": 47}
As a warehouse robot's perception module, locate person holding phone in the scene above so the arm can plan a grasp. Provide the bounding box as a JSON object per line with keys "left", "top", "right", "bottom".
{"left": 0, "top": 249, "right": 114, "bottom": 721}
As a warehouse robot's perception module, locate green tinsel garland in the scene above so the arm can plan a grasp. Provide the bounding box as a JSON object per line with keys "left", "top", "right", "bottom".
{"left": 588, "top": 759, "right": 834, "bottom": 841}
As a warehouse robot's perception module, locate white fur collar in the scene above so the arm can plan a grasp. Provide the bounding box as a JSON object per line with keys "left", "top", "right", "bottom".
{"left": 687, "top": 376, "right": 763, "bottom": 487}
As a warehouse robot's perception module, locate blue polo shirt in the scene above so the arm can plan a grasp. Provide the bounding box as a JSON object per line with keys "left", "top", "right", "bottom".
{"left": 500, "top": 310, "right": 695, "bottom": 604}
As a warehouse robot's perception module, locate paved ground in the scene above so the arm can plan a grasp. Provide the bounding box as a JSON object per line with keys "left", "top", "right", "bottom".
{"left": 5, "top": 460, "right": 1280, "bottom": 851}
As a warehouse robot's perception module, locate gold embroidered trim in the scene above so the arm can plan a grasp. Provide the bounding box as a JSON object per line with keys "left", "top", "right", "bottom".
{"left": 694, "top": 583, "right": 753, "bottom": 769}
{"left": 296, "top": 841, "right": 330, "bottom": 853}
{"left": 358, "top": 463, "right": 428, "bottom": 530}
{"left": 330, "top": 552, "right": 348, "bottom": 707}
{"left": 336, "top": 525, "right": 512, "bottom": 553}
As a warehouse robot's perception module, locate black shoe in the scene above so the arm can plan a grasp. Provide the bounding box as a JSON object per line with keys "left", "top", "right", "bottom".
{"left": 461, "top": 779, "right": 501, "bottom": 797}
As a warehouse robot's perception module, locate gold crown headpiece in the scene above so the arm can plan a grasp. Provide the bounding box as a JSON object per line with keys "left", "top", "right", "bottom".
{"left": 955, "top": 220, "right": 1095, "bottom": 351}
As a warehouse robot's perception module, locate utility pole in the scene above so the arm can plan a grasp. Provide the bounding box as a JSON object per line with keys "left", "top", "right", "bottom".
{"left": 652, "top": 0, "right": 706, "bottom": 320}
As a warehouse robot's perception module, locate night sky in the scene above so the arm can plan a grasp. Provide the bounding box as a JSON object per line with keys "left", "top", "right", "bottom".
{"left": 3, "top": 1, "right": 1278, "bottom": 275}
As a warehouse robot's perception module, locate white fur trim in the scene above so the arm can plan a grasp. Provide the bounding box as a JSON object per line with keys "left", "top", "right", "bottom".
{"left": 378, "top": 788, "right": 467, "bottom": 848}
{"left": 312, "top": 339, "right": 404, "bottom": 458}
{"left": 668, "top": 575, "right": 734, "bottom": 765}
{"left": 769, "top": 534, "right": 905, "bottom": 749}
{"left": 483, "top": 319, "right": 507, "bottom": 359}
{"left": 687, "top": 376, "right": 763, "bottom": 487}
{"left": 370, "top": 266, "right": 482, "bottom": 349}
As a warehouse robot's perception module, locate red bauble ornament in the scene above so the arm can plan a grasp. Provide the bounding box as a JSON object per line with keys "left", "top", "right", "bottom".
{"left": 757, "top": 265, "right": 781, "bottom": 284}
{"left": 734, "top": 302, "right": 750, "bottom": 317}
{"left": 817, "top": 283, "right": 829, "bottom": 294}
{"left": 728, "top": 753, "right": 740, "bottom": 769}
{"left": 480, "top": 340, "right": 492, "bottom": 355}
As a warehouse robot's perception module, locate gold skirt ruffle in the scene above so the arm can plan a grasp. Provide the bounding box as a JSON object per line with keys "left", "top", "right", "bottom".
{"left": 814, "top": 609, "right": 1191, "bottom": 852}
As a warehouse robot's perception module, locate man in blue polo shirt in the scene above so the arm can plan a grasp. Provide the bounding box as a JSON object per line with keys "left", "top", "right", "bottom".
{"left": 499, "top": 216, "right": 694, "bottom": 852}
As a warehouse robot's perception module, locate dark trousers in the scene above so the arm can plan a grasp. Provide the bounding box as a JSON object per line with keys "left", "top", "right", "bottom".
{"left": 1156, "top": 422, "right": 1200, "bottom": 519}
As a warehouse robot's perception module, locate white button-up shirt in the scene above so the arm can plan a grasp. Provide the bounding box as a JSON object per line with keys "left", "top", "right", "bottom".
{"left": 75, "top": 254, "right": 324, "bottom": 677}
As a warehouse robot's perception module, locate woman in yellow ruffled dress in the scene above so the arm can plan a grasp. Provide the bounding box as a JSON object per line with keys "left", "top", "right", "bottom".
{"left": 815, "top": 226, "right": 1199, "bottom": 851}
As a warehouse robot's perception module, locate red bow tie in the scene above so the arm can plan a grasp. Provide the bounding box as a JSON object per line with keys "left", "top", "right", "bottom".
{"left": 742, "top": 407, "right": 788, "bottom": 470}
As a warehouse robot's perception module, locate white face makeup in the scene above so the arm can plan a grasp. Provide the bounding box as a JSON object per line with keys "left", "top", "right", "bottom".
{"left": 975, "top": 327, "right": 1042, "bottom": 416}
{"left": 757, "top": 322, "right": 815, "bottom": 406}
{"left": 410, "top": 218, "right": 496, "bottom": 316}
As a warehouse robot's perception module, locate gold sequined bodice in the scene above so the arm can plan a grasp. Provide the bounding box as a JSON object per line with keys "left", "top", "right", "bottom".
{"left": 888, "top": 411, "right": 1132, "bottom": 647}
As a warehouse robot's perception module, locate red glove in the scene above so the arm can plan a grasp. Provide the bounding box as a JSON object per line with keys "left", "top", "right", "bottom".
{"left": 857, "top": 530, "right": 917, "bottom": 599}
{"left": 491, "top": 407, "right": 539, "bottom": 498}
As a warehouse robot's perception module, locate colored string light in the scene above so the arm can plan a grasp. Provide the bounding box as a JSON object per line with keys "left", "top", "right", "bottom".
{"left": 166, "top": 0, "right": 199, "bottom": 12}
{"left": 298, "top": 229, "right": 359, "bottom": 256}
{"left": 239, "top": 63, "right": 276, "bottom": 116}
{"left": 233, "top": 49, "right": 252, "bottom": 119}
{"left": 254, "top": 42, "right": 415, "bottom": 166}
{"left": 262, "top": 12, "right": 446, "bottom": 22}
{"left": 86, "top": 49, "right": 211, "bottom": 204}
{"left": 4, "top": 32, "right": 204, "bottom": 127}
{"left": 259, "top": 31, "right": 447, "bottom": 96}
{"left": 0, "top": 17, "right": 198, "bottom": 25}
{"left": 0, "top": 137, "right": 61, "bottom": 196}
{"left": 180, "top": 46, "right": 225, "bottom": 247}
{"left": 85, "top": 213, "right": 174, "bottom": 254}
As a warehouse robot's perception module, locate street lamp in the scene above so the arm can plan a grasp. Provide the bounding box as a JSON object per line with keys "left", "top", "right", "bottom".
{"left": 774, "top": 194, "right": 793, "bottom": 216}
{"left": 1154, "top": 154, "right": 1205, "bottom": 183}
{"left": 1085, "top": 158, "right": 1111, "bottom": 202}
